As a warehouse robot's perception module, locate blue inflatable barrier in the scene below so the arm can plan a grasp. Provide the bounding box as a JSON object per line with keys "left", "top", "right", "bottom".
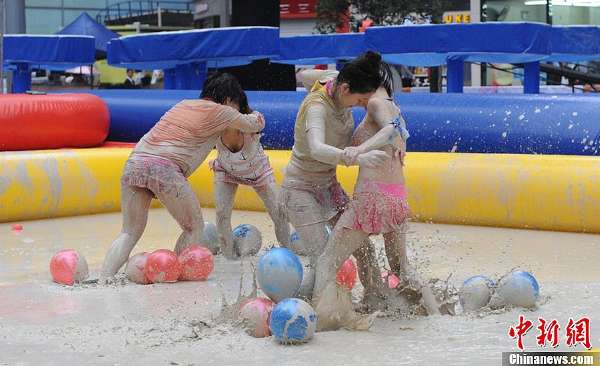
{"left": 64, "top": 90, "right": 600, "bottom": 155}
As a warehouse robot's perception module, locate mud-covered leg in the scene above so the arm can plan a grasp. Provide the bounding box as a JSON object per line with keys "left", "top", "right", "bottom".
{"left": 101, "top": 185, "right": 153, "bottom": 280}
{"left": 214, "top": 181, "right": 238, "bottom": 258}
{"left": 157, "top": 182, "right": 205, "bottom": 255}
{"left": 255, "top": 182, "right": 290, "bottom": 247}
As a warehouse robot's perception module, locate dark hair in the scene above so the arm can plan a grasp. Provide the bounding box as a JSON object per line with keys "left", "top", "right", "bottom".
{"left": 200, "top": 72, "right": 245, "bottom": 107}
{"left": 380, "top": 62, "right": 395, "bottom": 97}
{"left": 337, "top": 51, "right": 383, "bottom": 94}
{"left": 238, "top": 90, "right": 251, "bottom": 114}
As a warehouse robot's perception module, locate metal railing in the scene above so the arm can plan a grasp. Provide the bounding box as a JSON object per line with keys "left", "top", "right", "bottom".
{"left": 96, "top": 1, "right": 192, "bottom": 24}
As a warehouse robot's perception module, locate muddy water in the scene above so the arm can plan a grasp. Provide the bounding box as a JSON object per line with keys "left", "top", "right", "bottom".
{"left": 1, "top": 208, "right": 599, "bottom": 365}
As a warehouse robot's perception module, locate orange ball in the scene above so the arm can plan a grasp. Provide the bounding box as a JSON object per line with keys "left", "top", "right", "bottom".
{"left": 178, "top": 245, "right": 214, "bottom": 281}
{"left": 144, "top": 249, "right": 181, "bottom": 283}
{"left": 336, "top": 257, "right": 357, "bottom": 291}
{"left": 49, "top": 249, "right": 89, "bottom": 286}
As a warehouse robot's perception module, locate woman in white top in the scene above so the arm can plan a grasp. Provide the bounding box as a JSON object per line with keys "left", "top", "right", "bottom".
{"left": 210, "top": 93, "right": 289, "bottom": 258}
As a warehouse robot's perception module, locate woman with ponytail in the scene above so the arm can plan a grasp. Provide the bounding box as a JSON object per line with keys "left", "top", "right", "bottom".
{"left": 280, "top": 52, "right": 398, "bottom": 317}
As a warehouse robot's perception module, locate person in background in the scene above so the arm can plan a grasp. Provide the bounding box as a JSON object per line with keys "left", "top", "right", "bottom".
{"left": 124, "top": 69, "right": 136, "bottom": 88}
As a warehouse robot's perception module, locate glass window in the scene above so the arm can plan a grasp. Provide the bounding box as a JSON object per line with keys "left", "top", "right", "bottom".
{"left": 63, "top": 0, "right": 107, "bottom": 9}
{"left": 26, "top": 9, "right": 62, "bottom": 34}
{"left": 26, "top": 0, "right": 62, "bottom": 7}
{"left": 590, "top": 7, "right": 600, "bottom": 25}
{"left": 552, "top": 3, "right": 600, "bottom": 25}
{"left": 485, "top": 0, "right": 547, "bottom": 23}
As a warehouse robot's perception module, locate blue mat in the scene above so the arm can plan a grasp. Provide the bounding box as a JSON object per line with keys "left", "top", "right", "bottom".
{"left": 59, "top": 90, "right": 600, "bottom": 156}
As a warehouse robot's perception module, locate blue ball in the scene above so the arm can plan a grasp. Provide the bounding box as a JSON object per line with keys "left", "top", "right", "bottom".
{"left": 495, "top": 270, "right": 540, "bottom": 308}
{"left": 287, "top": 231, "right": 310, "bottom": 256}
{"left": 257, "top": 248, "right": 303, "bottom": 303}
{"left": 287, "top": 225, "right": 332, "bottom": 257}
{"left": 232, "top": 224, "right": 262, "bottom": 257}
{"left": 270, "top": 298, "right": 317, "bottom": 344}
{"left": 514, "top": 271, "right": 540, "bottom": 298}
{"left": 460, "top": 275, "right": 495, "bottom": 311}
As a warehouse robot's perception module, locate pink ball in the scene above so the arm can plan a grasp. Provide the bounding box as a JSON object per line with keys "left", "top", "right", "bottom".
{"left": 49, "top": 249, "right": 89, "bottom": 286}
{"left": 178, "top": 245, "right": 214, "bottom": 281}
{"left": 11, "top": 223, "right": 23, "bottom": 231}
{"left": 144, "top": 249, "right": 181, "bottom": 283}
{"left": 239, "top": 297, "right": 274, "bottom": 338}
{"left": 381, "top": 271, "right": 401, "bottom": 289}
{"left": 336, "top": 257, "right": 357, "bottom": 291}
{"left": 125, "top": 252, "right": 150, "bottom": 284}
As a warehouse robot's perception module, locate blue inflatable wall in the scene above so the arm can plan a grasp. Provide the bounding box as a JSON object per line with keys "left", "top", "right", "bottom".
{"left": 69, "top": 90, "right": 600, "bottom": 155}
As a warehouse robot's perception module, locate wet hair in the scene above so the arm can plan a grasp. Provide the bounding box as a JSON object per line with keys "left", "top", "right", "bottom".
{"left": 200, "top": 72, "right": 245, "bottom": 107}
{"left": 380, "top": 62, "right": 395, "bottom": 97}
{"left": 337, "top": 51, "right": 383, "bottom": 94}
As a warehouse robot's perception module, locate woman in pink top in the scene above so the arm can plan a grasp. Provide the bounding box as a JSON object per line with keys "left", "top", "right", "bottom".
{"left": 100, "top": 73, "right": 265, "bottom": 281}
{"left": 210, "top": 93, "right": 289, "bottom": 258}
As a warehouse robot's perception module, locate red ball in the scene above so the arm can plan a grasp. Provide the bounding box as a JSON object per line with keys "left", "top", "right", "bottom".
{"left": 49, "top": 249, "right": 89, "bottom": 286}
{"left": 336, "top": 257, "right": 357, "bottom": 291}
{"left": 178, "top": 245, "right": 214, "bottom": 281}
{"left": 381, "top": 271, "right": 401, "bottom": 289}
{"left": 239, "top": 297, "right": 274, "bottom": 337}
{"left": 144, "top": 249, "right": 182, "bottom": 283}
{"left": 11, "top": 223, "right": 23, "bottom": 231}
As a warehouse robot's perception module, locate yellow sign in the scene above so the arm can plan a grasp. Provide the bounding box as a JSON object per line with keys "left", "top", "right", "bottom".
{"left": 443, "top": 11, "right": 471, "bottom": 24}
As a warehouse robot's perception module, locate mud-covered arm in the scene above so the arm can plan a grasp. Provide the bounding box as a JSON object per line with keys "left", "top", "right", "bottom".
{"left": 355, "top": 98, "right": 408, "bottom": 154}
{"left": 230, "top": 111, "right": 265, "bottom": 133}
{"left": 306, "top": 104, "right": 348, "bottom": 165}
{"left": 306, "top": 104, "right": 388, "bottom": 167}
{"left": 298, "top": 69, "right": 339, "bottom": 90}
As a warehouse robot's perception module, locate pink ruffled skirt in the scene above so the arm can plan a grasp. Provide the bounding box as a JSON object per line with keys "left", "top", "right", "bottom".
{"left": 340, "top": 179, "right": 410, "bottom": 235}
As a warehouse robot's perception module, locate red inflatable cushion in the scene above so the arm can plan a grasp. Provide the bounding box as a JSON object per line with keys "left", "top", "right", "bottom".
{"left": 0, "top": 94, "right": 109, "bottom": 151}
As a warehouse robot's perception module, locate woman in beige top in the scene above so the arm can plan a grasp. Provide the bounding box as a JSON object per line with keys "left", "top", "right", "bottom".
{"left": 100, "top": 73, "right": 264, "bottom": 281}
{"left": 280, "top": 52, "right": 397, "bottom": 300}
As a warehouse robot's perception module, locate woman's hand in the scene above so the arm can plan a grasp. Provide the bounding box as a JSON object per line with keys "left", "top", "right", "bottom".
{"left": 357, "top": 150, "right": 390, "bottom": 168}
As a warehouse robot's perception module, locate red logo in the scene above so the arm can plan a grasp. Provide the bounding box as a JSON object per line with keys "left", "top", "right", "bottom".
{"left": 566, "top": 317, "right": 591, "bottom": 349}
{"left": 509, "top": 315, "right": 534, "bottom": 350}
{"left": 509, "top": 315, "right": 592, "bottom": 350}
{"left": 537, "top": 318, "right": 560, "bottom": 348}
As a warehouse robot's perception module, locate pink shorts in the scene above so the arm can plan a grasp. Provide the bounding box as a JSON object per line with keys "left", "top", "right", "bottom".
{"left": 121, "top": 154, "right": 188, "bottom": 196}
{"left": 339, "top": 180, "right": 410, "bottom": 235}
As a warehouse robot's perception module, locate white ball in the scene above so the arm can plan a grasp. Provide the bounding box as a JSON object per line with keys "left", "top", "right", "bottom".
{"left": 233, "top": 224, "right": 262, "bottom": 257}
{"left": 125, "top": 252, "right": 150, "bottom": 284}
{"left": 490, "top": 271, "right": 540, "bottom": 309}
{"left": 459, "top": 275, "right": 494, "bottom": 311}
{"left": 202, "top": 221, "right": 219, "bottom": 254}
